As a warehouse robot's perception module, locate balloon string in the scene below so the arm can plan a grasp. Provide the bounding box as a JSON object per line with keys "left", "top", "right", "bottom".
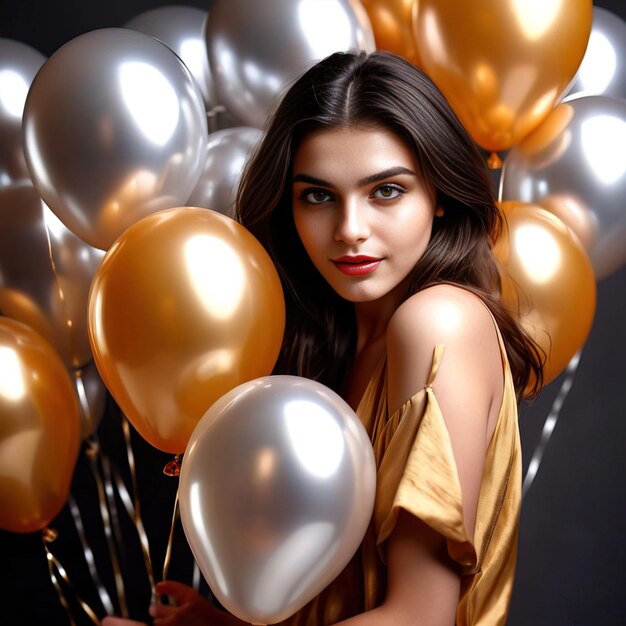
{"left": 85, "top": 438, "right": 129, "bottom": 617}
{"left": 522, "top": 350, "right": 582, "bottom": 498}
{"left": 44, "top": 539, "right": 100, "bottom": 625}
{"left": 42, "top": 208, "right": 75, "bottom": 366}
{"left": 118, "top": 416, "right": 157, "bottom": 603}
{"left": 207, "top": 104, "right": 226, "bottom": 133}
{"left": 68, "top": 495, "right": 115, "bottom": 616}
{"left": 192, "top": 560, "right": 201, "bottom": 593}
{"left": 75, "top": 369, "right": 94, "bottom": 437}
{"left": 163, "top": 489, "right": 180, "bottom": 582}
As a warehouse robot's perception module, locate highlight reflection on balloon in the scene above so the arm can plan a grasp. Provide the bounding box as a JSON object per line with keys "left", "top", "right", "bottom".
{"left": 206, "top": 0, "right": 375, "bottom": 128}
{"left": 0, "top": 182, "right": 104, "bottom": 369}
{"left": 500, "top": 96, "right": 626, "bottom": 279}
{"left": 74, "top": 361, "right": 107, "bottom": 439}
{"left": 124, "top": 5, "right": 216, "bottom": 110}
{"left": 22, "top": 28, "right": 208, "bottom": 250}
{"left": 88, "top": 207, "right": 285, "bottom": 454}
{"left": 413, "top": 0, "right": 592, "bottom": 151}
{"left": 186, "top": 127, "right": 262, "bottom": 218}
{"left": 563, "top": 7, "right": 626, "bottom": 102}
{"left": 179, "top": 375, "right": 376, "bottom": 625}
{"left": 0, "top": 38, "right": 46, "bottom": 187}
{"left": 361, "top": 0, "right": 421, "bottom": 66}
{"left": 495, "top": 202, "right": 596, "bottom": 386}
{"left": 0, "top": 317, "right": 81, "bottom": 533}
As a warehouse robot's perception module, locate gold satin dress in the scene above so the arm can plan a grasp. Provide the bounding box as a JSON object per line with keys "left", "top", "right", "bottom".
{"left": 278, "top": 318, "right": 521, "bottom": 626}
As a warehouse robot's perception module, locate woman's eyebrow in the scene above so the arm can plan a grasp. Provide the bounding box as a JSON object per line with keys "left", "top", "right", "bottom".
{"left": 292, "top": 166, "right": 417, "bottom": 188}
{"left": 358, "top": 166, "right": 416, "bottom": 186}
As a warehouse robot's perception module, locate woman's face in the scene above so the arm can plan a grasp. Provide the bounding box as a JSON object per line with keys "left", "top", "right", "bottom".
{"left": 292, "top": 125, "right": 436, "bottom": 306}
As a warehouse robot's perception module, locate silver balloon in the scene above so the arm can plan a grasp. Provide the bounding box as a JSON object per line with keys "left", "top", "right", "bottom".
{"left": 74, "top": 360, "right": 107, "bottom": 439}
{"left": 22, "top": 28, "right": 208, "bottom": 250}
{"left": 186, "top": 126, "right": 262, "bottom": 217}
{"left": 206, "top": 0, "right": 376, "bottom": 128}
{"left": 563, "top": 7, "right": 626, "bottom": 102}
{"left": 124, "top": 5, "right": 216, "bottom": 110}
{"left": 500, "top": 96, "right": 626, "bottom": 280}
{"left": 179, "top": 375, "right": 376, "bottom": 625}
{"left": 0, "top": 38, "right": 46, "bottom": 186}
{"left": 0, "top": 182, "right": 105, "bottom": 368}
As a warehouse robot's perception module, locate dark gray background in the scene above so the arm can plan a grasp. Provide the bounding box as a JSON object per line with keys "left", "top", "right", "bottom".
{"left": 0, "top": 1, "right": 624, "bottom": 625}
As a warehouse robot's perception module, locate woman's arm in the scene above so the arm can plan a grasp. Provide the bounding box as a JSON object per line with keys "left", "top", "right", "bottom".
{"left": 333, "top": 284, "right": 503, "bottom": 626}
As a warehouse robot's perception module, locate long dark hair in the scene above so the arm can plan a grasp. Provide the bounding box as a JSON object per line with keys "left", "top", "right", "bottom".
{"left": 236, "top": 50, "right": 543, "bottom": 400}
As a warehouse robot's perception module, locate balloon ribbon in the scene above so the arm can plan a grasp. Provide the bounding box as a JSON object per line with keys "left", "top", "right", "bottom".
{"left": 43, "top": 528, "right": 100, "bottom": 625}
{"left": 522, "top": 350, "right": 582, "bottom": 498}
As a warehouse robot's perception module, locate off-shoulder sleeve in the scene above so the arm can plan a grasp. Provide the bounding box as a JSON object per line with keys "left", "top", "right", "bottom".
{"left": 374, "top": 345, "right": 477, "bottom": 571}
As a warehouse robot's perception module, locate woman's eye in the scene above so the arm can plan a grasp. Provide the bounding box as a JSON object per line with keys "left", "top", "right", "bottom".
{"left": 372, "top": 184, "right": 403, "bottom": 200}
{"left": 303, "top": 189, "right": 332, "bottom": 204}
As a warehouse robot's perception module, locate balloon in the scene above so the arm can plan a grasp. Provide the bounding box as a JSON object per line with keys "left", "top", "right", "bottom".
{"left": 494, "top": 202, "right": 596, "bottom": 387}
{"left": 413, "top": 0, "right": 592, "bottom": 151}
{"left": 361, "top": 0, "right": 422, "bottom": 66}
{"left": 500, "top": 96, "right": 626, "bottom": 279}
{"left": 0, "top": 182, "right": 105, "bottom": 369}
{"left": 206, "top": 0, "right": 375, "bottom": 128}
{"left": 563, "top": 7, "right": 626, "bottom": 102}
{"left": 22, "top": 28, "right": 208, "bottom": 250}
{"left": 0, "top": 317, "right": 81, "bottom": 533}
{"left": 88, "top": 207, "right": 285, "bottom": 454}
{"left": 0, "top": 38, "right": 46, "bottom": 187}
{"left": 186, "top": 127, "right": 263, "bottom": 218}
{"left": 124, "top": 5, "right": 216, "bottom": 110}
{"left": 74, "top": 361, "right": 107, "bottom": 439}
{"left": 179, "top": 375, "right": 376, "bottom": 625}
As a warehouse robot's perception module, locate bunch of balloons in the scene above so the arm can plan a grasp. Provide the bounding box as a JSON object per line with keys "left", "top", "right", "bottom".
{"left": 0, "top": 3, "right": 376, "bottom": 619}
{"left": 1, "top": 0, "right": 625, "bottom": 622}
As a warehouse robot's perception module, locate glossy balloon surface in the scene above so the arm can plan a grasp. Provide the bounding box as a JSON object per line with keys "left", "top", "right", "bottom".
{"left": 501, "top": 96, "right": 626, "bottom": 279}
{"left": 179, "top": 375, "right": 376, "bottom": 625}
{"left": 23, "top": 28, "right": 208, "bottom": 250}
{"left": 125, "top": 5, "right": 216, "bottom": 109}
{"left": 564, "top": 7, "right": 626, "bottom": 102}
{"left": 495, "top": 202, "right": 596, "bottom": 386}
{"left": 88, "top": 207, "right": 285, "bottom": 454}
{"left": 0, "top": 38, "right": 46, "bottom": 187}
{"left": 187, "top": 126, "right": 262, "bottom": 218}
{"left": 0, "top": 318, "right": 80, "bottom": 533}
{"left": 206, "top": 0, "right": 375, "bottom": 128}
{"left": 414, "top": 0, "right": 592, "bottom": 151}
{"left": 0, "top": 183, "right": 104, "bottom": 368}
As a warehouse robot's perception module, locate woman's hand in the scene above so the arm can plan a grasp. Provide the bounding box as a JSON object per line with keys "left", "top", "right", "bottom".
{"left": 102, "top": 581, "right": 246, "bottom": 626}
{"left": 149, "top": 580, "right": 246, "bottom": 626}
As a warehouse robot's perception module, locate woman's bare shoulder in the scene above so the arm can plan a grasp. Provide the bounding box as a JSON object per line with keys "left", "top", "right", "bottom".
{"left": 386, "top": 283, "right": 502, "bottom": 415}
{"left": 388, "top": 283, "right": 498, "bottom": 349}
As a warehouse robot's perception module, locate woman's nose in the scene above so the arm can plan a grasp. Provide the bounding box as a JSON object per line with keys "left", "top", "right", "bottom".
{"left": 334, "top": 199, "right": 370, "bottom": 244}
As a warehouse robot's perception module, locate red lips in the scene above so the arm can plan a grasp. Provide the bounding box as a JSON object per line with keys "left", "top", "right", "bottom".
{"left": 332, "top": 255, "right": 383, "bottom": 276}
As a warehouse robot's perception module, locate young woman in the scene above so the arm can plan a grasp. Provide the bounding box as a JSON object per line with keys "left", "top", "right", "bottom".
{"left": 104, "top": 50, "right": 543, "bottom": 626}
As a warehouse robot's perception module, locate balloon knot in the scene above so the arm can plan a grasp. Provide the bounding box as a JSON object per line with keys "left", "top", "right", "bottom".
{"left": 487, "top": 152, "right": 503, "bottom": 169}
{"left": 163, "top": 455, "right": 183, "bottom": 477}
{"left": 42, "top": 527, "right": 59, "bottom": 543}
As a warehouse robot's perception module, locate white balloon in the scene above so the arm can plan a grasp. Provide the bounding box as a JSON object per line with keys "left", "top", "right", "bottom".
{"left": 125, "top": 5, "right": 216, "bottom": 110}
{"left": 179, "top": 375, "right": 376, "bottom": 625}
{"left": 0, "top": 38, "right": 46, "bottom": 186}
{"left": 187, "top": 126, "right": 263, "bottom": 217}
{"left": 206, "top": 0, "right": 375, "bottom": 128}
{"left": 23, "top": 28, "right": 208, "bottom": 250}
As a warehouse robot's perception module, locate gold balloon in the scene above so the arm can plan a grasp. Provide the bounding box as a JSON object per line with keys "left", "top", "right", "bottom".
{"left": 494, "top": 202, "right": 596, "bottom": 386}
{"left": 88, "top": 207, "right": 285, "bottom": 454}
{"left": 0, "top": 317, "right": 81, "bottom": 533}
{"left": 361, "top": 0, "right": 422, "bottom": 66}
{"left": 414, "top": 0, "right": 592, "bottom": 151}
